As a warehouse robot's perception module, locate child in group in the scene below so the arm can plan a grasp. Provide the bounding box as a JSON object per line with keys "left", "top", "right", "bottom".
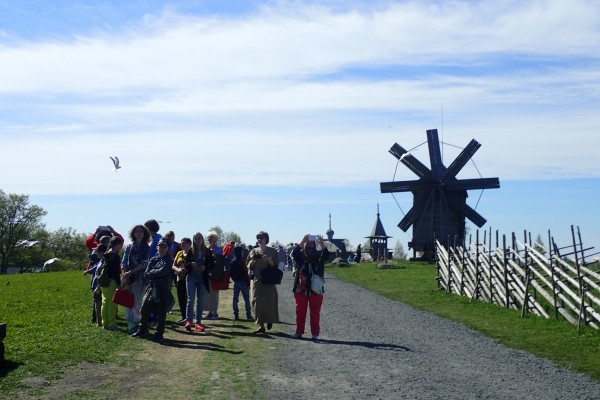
{"left": 83, "top": 243, "right": 108, "bottom": 327}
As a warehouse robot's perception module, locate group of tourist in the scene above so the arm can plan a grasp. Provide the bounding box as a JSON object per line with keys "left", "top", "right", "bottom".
{"left": 84, "top": 221, "right": 329, "bottom": 344}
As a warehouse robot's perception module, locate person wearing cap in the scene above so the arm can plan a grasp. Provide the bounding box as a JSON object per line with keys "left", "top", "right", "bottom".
{"left": 132, "top": 237, "right": 174, "bottom": 344}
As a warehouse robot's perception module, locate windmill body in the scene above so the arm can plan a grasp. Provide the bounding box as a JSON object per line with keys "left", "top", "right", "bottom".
{"left": 380, "top": 129, "right": 499, "bottom": 260}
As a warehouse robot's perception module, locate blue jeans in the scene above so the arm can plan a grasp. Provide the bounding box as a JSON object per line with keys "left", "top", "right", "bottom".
{"left": 233, "top": 280, "right": 251, "bottom": 318}
{"left": 186, "top": 271, "right": 206, "bottom": 323}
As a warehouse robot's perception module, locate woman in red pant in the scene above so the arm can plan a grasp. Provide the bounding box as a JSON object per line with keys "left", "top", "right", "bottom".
{"left": 291, "top": 234, "right": 329, "bottom": 341}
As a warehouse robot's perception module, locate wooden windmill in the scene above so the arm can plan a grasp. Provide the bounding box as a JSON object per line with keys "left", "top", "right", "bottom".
{"left": 380, "top": 129, "right": 499, "bottom": 260}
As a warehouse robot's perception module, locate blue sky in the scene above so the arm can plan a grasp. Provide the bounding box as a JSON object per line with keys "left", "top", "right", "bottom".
{"left": 0, "top": 0, "right": 599, "bottom": 258}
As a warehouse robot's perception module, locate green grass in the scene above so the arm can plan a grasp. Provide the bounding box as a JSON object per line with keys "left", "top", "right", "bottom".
{"left": 0, "top": 271, "right": 145, "bottom": 393}
{"left": 0, "top": 271, "right": 271, "bottom": 399}
{"left": 328, "top": 260, "right": 600, "bottom": 382}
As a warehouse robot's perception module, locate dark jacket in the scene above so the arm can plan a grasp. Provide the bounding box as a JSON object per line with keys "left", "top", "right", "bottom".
{"left": 291, "top": 245, "right": 329, "bottom": 293}
{"left": 104, "top": 252, "right": 122, "bottom": 286}
{"left": 143, "top": 254, "right": 173, "bottom": 306}
{"left": 183, "top": 248, "right": 213, "bottom": 293}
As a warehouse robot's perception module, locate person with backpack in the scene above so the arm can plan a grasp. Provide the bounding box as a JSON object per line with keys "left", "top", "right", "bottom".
{"left": 230, "top": 245, "right": 252, "bottom": 321}
{"left": 291, "top": 234, "right": 329, "bottom": 341}
{"left": 83, "top": 243, "right": 108, "bottom": 327}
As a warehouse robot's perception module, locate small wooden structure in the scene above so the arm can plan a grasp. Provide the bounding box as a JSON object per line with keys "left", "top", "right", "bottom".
{"left": 365, "top": 205, "right": 392, "bottom": 261}
{"left": 381, "top": 129, "right": 499, "bottom": 260}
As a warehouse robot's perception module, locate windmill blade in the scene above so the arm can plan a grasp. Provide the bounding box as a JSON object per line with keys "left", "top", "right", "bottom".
{"left": 389, "top": 143, "right": 431, "bottom": 179}
{"left": 442, "top": 139, "right": 481, "bottom": 181}
{"left": 398, "top": 191, "right": 434, "bottom": 231}
{"left": 427, "top": 129, "right": 444, "bottom": 181}
{"left": 444, "top": 178, "right": 500, "bottom": 191}
{"left": 380, "top": 179, "right": 421, "bottom": 193}
{"left": 445, "top": 195, "right": 487, "bottom": 227}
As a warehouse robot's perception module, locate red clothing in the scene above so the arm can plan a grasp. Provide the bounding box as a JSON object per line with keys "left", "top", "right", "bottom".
{"left": 85, "top": 231, "right": 124, "bottom": 252}
{"left": 294, "top": 292, "right": 323, "bottom": 336}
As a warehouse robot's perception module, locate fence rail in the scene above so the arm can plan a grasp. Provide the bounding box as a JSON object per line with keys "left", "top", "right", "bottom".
{"left": 435, "top": 226, "right": 600, "bottom": 330}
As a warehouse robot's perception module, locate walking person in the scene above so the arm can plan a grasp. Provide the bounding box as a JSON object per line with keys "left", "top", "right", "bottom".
{"left": 131, "top": 238, "right": 174, "bottom": 344}
{"left": 248, "top": 231, "right": 279, "bottom": 333}
{"left": 230, "top": 245, "right": 252, "bottom": 321}
{"left": 291, "top": 234, "right": 329, "bottom": 341}
{"left": 121, "top": 225, "right": 150, "bottom": 333}
{"left": 184, "top": 232, "right": 213, "bottom": 332}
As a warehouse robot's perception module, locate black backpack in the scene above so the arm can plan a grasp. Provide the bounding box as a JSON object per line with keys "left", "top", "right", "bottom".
{"left": 96, "top": 261, "right": 110, "bottom": 288}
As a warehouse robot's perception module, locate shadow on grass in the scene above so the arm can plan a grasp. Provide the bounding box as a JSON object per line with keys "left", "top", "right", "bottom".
{"left": 0, "top": 360, "right": 23, "bottom": 378}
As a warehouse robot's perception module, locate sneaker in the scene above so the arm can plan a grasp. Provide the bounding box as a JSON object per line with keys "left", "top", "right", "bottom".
{"left": 206, "top": 312, "right": 213, "bottom": 319}
{"left": 291, "top": 332, "right": 303, "bottom": 339}
{"left": 131, "top": 329, "right": 148, "bottom": 338}
{"left": 195, "top": 323, "right": 205, "bottom": 332}
{"left": 185, "top": 321, "right": 193, "bottom": 331}
{"left": 176, "top": 318, "right": 187, "bottom": 326}
{"left": 266, "top": 323, "right": 273, "bottom": 330}
{"left": 210, "top": 313, "right": 219, "bottom": 320}
{"left": 246, "top": 315, "right": 254, "bottom": 321}
{"left": 311, "top": 335, "right": 319, "bottom": 341}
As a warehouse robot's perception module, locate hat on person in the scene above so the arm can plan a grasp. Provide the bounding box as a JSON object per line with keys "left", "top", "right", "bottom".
{"left": 157, "top": 237, "right": 169, "bottom": 246}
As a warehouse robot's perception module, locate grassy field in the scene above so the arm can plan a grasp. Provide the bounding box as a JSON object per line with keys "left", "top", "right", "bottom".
{"left": 327, "top": 260, "right": 600, "bottom": 382}
{"left": 0, "top": 271, "right": 269, "bottom": 398}
{"left": 1, "top": 262, "right": 598, "bottom": 397}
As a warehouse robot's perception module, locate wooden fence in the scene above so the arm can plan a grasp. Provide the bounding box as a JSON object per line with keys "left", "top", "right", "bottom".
{"left": 435, "top": 226, "right": 600, "bottom": 330}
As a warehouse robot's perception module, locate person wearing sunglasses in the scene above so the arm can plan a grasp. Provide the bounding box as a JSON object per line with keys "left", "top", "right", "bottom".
{"left": 248, "top": 231, "right": 280, "bottom": 333}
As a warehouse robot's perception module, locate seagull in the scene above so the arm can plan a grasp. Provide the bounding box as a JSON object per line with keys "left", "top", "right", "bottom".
{"left": 399, "top": 151, "right": 412, "bottom": 161}
{"left": 110, "top": 156, "right": 121, "bottom": 171}
{"left": 43, "top": 258, "right": 59, "bottom": 268}
{"left": 16, "top": 240, "right": 39, "bottom": 248}
{"left": 157, "top": 220, "right": 171, "bottom": 224}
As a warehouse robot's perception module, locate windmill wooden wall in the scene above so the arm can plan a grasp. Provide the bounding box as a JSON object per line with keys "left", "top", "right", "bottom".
{"left": 435, "top": 226, "right": 600, "bottom": 330}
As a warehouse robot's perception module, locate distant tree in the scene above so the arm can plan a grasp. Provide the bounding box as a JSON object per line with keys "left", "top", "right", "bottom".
{"left": 393, "top": 240, "right": 407, "bottom": 260}
{"left": 533, "top": 233, "right": 547, "bottom": 254}
{"left": 0, "top": 190, "right": 47, "bottom": 274}
{"left": 223, "top": 231, "right": 242, "bottom": 245}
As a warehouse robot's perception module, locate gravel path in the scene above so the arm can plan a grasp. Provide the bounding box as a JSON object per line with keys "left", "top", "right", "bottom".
{"left": 258, "top": 272, "right": 600, "bottom": 400}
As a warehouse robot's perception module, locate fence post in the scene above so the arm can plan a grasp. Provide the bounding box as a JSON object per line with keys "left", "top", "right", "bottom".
{"left": 503, "top": 234, "right": 510, "bottom": 309}
{"left": 572, "top": 225, "right": 587, "bottom": 331}
{"left": 548, "top": 230, "right": 559, "bottom": 320}
{"left": 521, "top": 230, "right": 531, "bottom": 318}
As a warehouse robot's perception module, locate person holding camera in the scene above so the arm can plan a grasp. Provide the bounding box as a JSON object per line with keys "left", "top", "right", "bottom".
{"left": 121, "top": 225, "right": 151, "bottom": 333}
{"left": 248, "top": 231, "right": 279, "bottom": 333}
{"left": 291, "top": 234, "right": 329, "bottom": 341}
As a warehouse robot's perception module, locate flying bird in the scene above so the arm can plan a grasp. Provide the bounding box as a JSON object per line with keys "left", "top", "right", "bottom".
{"left": 399, "top": 151, "right": 412, "bottom": 161}
{"left": 110, "top": 156, "right": 121, "bottom": 171}
{"left": 43, "top": 258, "right": 60, "bottom": 268}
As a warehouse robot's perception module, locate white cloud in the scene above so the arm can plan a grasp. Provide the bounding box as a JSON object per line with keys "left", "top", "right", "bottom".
{"left": 0, "top": 0, "right": 599, "bottom": 197}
